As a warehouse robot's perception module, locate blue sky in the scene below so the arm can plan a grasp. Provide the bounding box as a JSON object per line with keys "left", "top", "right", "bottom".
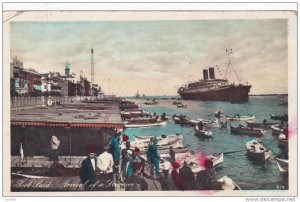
{"left": 10, "top": 20, "right": 288, "bottom": 95}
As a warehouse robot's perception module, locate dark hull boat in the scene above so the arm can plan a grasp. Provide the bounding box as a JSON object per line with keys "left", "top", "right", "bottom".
{"left": 178, "top": 50, "right": 251, "bottom": 102}
{"left": 179, "top": 84, "right": 251, "bottom": 102}
{"left": 246, "top": 121, "right": 279, "bottom": 129}
{"left": 230, "top": 125, "right": 265, "bottom": 137}
{"left": 270, "top": 113, "right": 288, "bottom": 121}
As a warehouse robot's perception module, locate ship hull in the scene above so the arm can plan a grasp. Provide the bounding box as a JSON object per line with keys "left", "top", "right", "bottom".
{"left": 179, "top": 85, "right": 251, "bottom": 102}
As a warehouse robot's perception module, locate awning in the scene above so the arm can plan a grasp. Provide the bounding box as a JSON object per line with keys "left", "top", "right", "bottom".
{"left": 33, "top": 85, "right": 41, "bottom": 91}
{"left": 11, "top": 121, "right": 124, "bottom": 130}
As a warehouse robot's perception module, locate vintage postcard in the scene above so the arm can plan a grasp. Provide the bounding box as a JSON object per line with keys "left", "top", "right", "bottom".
{"left": 2, "top": 3, "right": 298, "bottom": 198}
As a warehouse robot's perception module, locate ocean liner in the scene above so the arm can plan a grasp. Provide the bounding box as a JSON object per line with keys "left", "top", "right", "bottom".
{"left": 178, "top": 49, "right": 252, "bottom": 102}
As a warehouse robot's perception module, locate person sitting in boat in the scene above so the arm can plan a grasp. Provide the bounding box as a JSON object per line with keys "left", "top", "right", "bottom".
{"left": 179, "top": 160, "right": 195, "bottom": 190}
{"left": 217, "top": 110, "right": 221, "bottom": 118}
{"left": 171, "top": 161, "right": 183, "bottom": 190}
{"left": 161, "top": 112, "right": 167, "bottom": 121}
{"left": 146, "top": 137, "right": 161, "bottom": 179}
{"left": 263, "top": 119, "right": 267, "bottom": 125}
{"left": 124, "top": 162, "right": 148, "bottom": 191}
{"left": 80, "top": 144, "right": 99, "bottom": 189}
{"left": 195, "top": 159, "right": 217, "bottom": 190}
{"left": 169, "top": 146, "right": 176, "bottom": 162}
{"left": 97, "top": 145, "right": 114, "bottom": 183}
{"left": 198, "top": 121, "right": 204, "bottom": 131}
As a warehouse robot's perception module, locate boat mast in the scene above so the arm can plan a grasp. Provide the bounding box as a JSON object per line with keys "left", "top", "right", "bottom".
{"left": 224, "top": 48, "right": 241, "bottom": 84}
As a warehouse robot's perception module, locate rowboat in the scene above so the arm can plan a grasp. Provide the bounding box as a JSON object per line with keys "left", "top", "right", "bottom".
{"left": 121, "top": 110, "right": 150, "bottom": 118}
{"left": 129, "top": 135, "right": 183, "bottom": 148}
{"left": 124, "top": 121, "right": 167, "bottom": 128}
{"left": 125, "top": 117, "right": 158, "bottom": 124}
{"left": 270, "top": 113, "right": 288, "bottom": 121}
{"left": 173, "top": 116, "right": 194, "bottom": 126}
{"left": 230, "top": 125, "right": 265, "bottom": 137}
{"left": 246, "top": 121, "right": 279, "bottom": 129}
{"left": 217, "top": 176, "right": 241, "bottom": 190}
{"left": 276, "top": 158, "right": 288, "bottom": 173}
{"left": 271, "top": 124, "right": 284, "bottom": 136}
{"left": 245, "top": 140, "right": 272, "bottom": 162}
{"left": 194, "top": 127, "right": 213, "bottom": 139}
{"left": 134, "top": 134, "right": 182, "bottom": 141}
{"left": 177, "top": 104, "right": 188, "bottom": 108}
{"left": 142, "top": 152, "right": 224, "bottom": 175}
{"left": 144, "top": 101, "right": 158, "bottom": 105}
{"left": 226, "top": 115, "right": 255, "bottom": 121}
{"left": 173, "top": 101, "right": 182, "bottom": 105}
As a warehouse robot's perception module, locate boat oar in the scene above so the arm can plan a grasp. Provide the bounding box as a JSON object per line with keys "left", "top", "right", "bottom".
{"left": 223, "top": 149, "right": 245, "bottom": 155}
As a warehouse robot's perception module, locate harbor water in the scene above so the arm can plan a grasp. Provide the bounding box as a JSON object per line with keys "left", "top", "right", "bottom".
{"left": 123, "top": 96, "right": 289, "bottom": 190}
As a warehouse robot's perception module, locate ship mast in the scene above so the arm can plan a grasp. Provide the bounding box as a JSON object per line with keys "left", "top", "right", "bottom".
{"left": 224, "top": 48, "right": 241, "bottom": 84}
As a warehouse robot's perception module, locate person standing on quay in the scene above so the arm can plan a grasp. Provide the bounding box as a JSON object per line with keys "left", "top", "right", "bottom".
{"left": 98, "top": 145, "right": 114, "bottom": 180}
{"left": 171, "top": 161, "right": 182, "bottom": 190}
{"left": 120, "top": 134, "right": 131, "bottom": 180}
{"left": 127, "top": 147, "right": 141, "bottom": 177}
{"left": 179, "top": 160, "right": 195, "bottom": 190}
{"left": 147, "top": 137, "right": 160, "bottom": 179}
{"left": 80, "top": 144, "right": 98, "bottom": 189}
{"left": 109, "top": 132, "right": 121, "bottom": 179}
{"left": 125, "top": 162, "right": 148, "bottom": 191}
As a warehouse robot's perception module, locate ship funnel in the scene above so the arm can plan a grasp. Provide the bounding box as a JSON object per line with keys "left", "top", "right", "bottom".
{"left": 209, "top": 67, "right": 215, "bottom": 79}
{"left": 203, "top": 69, "right": 208, "bottom": 80}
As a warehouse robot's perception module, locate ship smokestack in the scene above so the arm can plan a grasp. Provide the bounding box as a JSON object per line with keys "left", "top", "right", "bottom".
{"left": 203, "top": 69, "right": 208, "bottom": 80}
{"left": 209, "top": 67, "right": 215, "bottom": 79}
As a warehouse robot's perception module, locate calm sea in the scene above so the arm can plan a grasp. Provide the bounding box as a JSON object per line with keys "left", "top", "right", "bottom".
{"left": 122, "top": 96, "right": 289, "bottom": 190}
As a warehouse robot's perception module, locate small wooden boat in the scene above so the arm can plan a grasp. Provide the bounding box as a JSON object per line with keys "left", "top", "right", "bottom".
{"left": 173, "top": 115, "right": 193, "bottom": 126}
{"left": 124, "top": 121, "right": 167, "bottom": 128}
{"left": 230, "top": 125, "right": 265, "bottom": 137}
{"left": 177, "top": 104, "right": 188, "bottom": 108}
{"left": 245, "top": 140, "right": 272, "bottom": 162}
{"left": 134, "top": 134, "right": 182, "bottom": 141}
{"left": 173, "top": 101, "right": 182, "bottom": 105}
{"left": 276, "top": 158, "right": 288, "bottom": 173}
{"left": 226, "top": 114, "right": 255, "bottom": 121}
{"left": 125, "top": 117, "right": 158, "bottom": 124}
{"left": 144, "top": 100, "right": 158, "bottom": 105}
{"left": 130, "top": 135, "right": 183, "bottom": 148}
{"left": 217, "top": 176, "right": 241, "bottom": 190}
{"left": 121, "top": 110, "right": 150, "bottom": 119}
{"left": 270, "top": 113, "right": 288, "bottom": 121}
{"left": 271, "top": 124, "right": 284, "bottom": 136}
{"left": 246, "top": 121, "right": 279, "bottom": 129}
{"left": 194, "top": 127, "right": 212, "bottom": 139}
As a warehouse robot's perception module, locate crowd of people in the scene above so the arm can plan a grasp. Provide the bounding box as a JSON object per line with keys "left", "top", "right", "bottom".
{"left": 79, "top": 132, "right": 235, "bottom": 191}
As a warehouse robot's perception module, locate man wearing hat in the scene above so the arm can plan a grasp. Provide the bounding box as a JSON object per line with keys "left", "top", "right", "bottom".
{"left": 109, "top": 133, "right": 121, "bottom": 177}
{"left": 127, "top": 147, "right": 141, "bottom": 177}
{"left": 195, "top": 159, "right": 217, "bottom": 190}
{"left": 120, "top": 134, "right": 131, "bottom": 181}
{"left": 98, "top": 145, "right": 114, "bottom": 179}
{"left": 49, "top": 135, "right": 60, "bottom": 162}
{"left": 146, "top": 137, "right": 160, "bottom": 179}
{"left": 179, "top": 159, "right": 195, "bottom": 190}
{"left": 124, "top": 162, "right": 148, "bottom": 191}
{"left": 80, "top": 144, "right": 98, "bottom": 189}
{"left": 171, "top": 161, "right": 182, "bottom": 190}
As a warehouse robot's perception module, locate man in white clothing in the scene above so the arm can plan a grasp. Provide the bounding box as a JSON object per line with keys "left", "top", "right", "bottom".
{"left": 98, "top": 145, "right": 114, "bottom": 181}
